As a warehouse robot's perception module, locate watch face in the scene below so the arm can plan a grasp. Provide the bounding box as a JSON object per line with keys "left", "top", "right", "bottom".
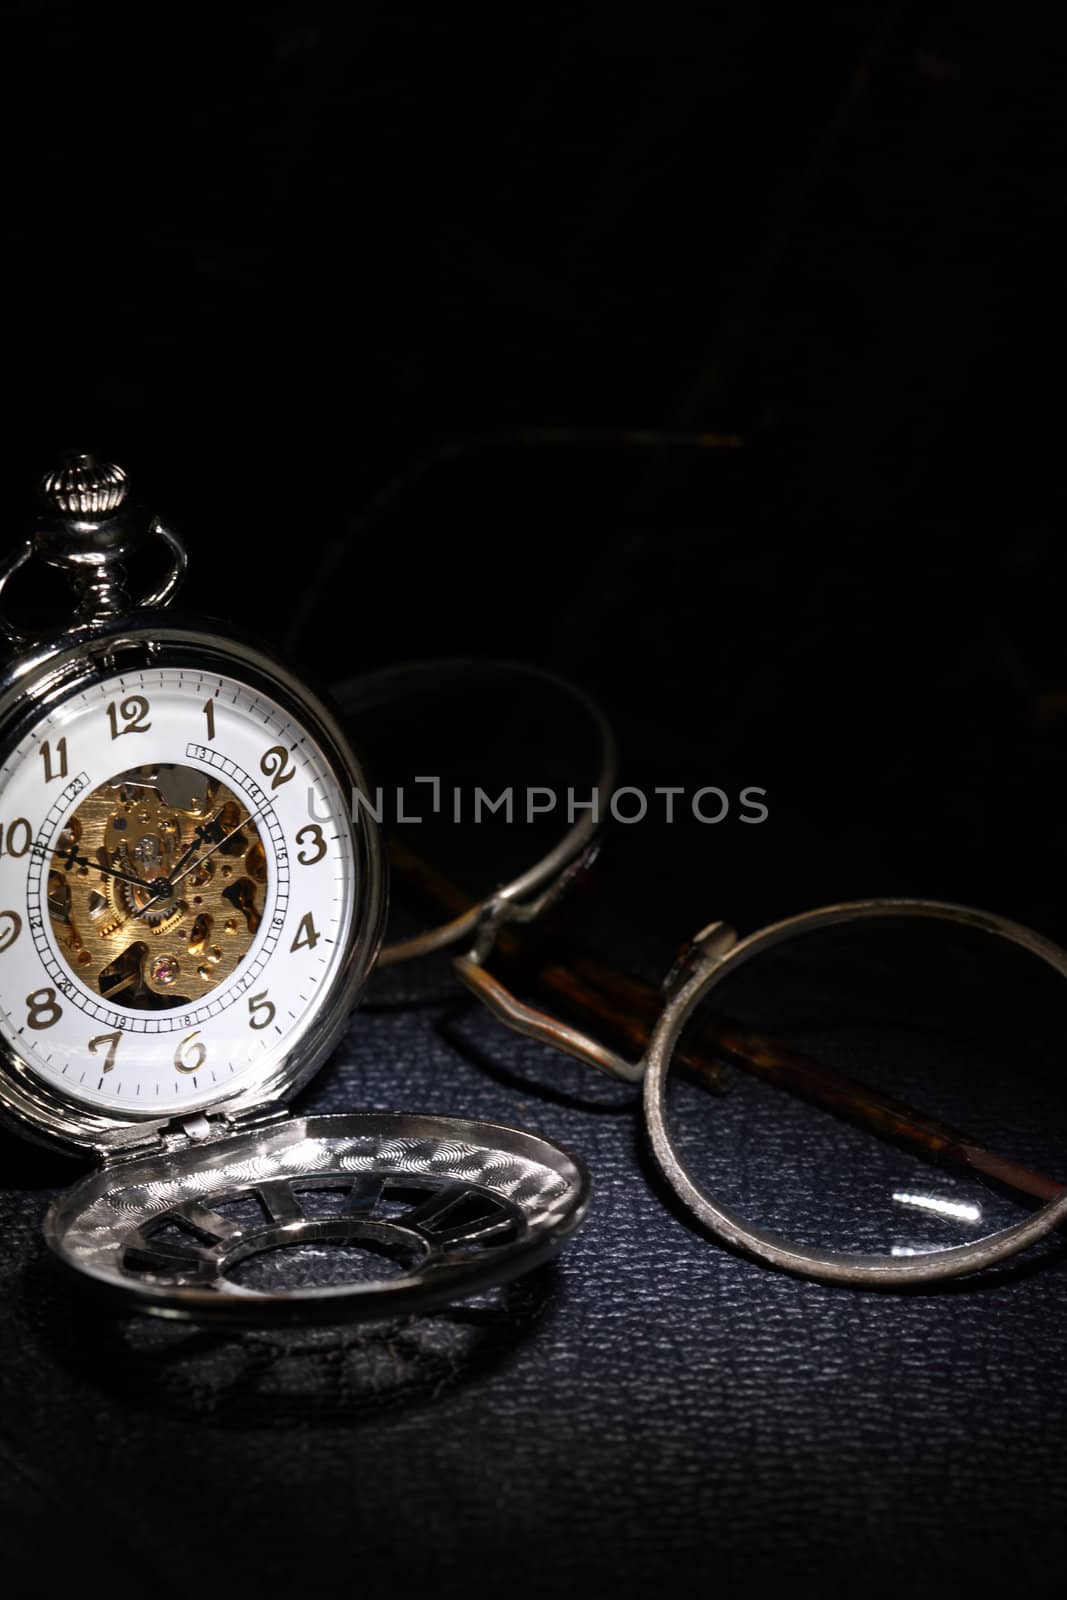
{"left": 0, "top": 663, "right": 358, "bottom": 1115}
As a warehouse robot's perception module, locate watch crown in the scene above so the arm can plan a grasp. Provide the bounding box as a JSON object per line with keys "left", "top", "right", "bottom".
{"left": 41, "top": 452, "right": 128, "bottom": 517}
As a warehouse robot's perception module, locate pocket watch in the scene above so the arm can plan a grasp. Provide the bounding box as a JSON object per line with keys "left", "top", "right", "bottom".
{"left": 0, "top": 453, "right": 589, "bottom": 1324}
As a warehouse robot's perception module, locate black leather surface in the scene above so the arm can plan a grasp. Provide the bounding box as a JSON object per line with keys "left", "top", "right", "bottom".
{"left": 2, "top": 859, "right": 1066, "bottom": 1600}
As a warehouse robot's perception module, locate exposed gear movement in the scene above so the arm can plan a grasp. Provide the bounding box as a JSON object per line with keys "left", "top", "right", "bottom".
{"left": 47, "top": 763, "right": 266, "bottom": 1010}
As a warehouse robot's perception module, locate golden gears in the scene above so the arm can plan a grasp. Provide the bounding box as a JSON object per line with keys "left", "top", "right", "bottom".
{"left": 47, "top": 764, "right": 267, "bottom": 1010}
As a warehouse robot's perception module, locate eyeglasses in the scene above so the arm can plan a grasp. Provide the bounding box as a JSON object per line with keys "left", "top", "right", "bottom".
{"left": 340, "top": 660, "right": 1067, "bottom": 1292}
{"left": 452, "top": 893, "right": 1067, "bottom": 1286}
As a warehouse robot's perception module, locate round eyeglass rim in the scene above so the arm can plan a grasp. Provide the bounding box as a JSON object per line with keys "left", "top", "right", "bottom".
{"left": 330, "top": 657, "right": 617, "bottom": 965}
{"left": 643, "top": 896, "right": 1067, "bottom": 1286}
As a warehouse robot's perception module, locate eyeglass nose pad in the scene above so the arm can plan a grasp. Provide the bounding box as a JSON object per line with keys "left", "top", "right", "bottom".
{"left": 453, "top": 915, "right": 739, "bottom": 1088}
{"left": 660, "top": 921, "right": 739, "bottom": 998}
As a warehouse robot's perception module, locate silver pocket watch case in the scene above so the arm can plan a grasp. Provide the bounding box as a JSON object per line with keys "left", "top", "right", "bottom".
{"left": 0, "top": 453, "right": 590, "bottom": 1324}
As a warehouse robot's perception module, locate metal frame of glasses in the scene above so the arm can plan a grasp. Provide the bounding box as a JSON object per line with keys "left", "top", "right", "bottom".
{"left": 342, "top": 659, "right": 1067, "bottom": 1289}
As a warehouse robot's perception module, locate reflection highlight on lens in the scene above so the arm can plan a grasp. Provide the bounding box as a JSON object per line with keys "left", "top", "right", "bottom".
{"left": 891, "top": 1191, "right": 983, "bottom": 1225}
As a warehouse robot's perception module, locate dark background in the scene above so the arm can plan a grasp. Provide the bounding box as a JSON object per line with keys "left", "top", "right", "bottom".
{"left": 5, "top": 0, "right": 1067, "bottom": 933}
{"left": 2, "top": 3, "right": 1067, "bottom": 1597}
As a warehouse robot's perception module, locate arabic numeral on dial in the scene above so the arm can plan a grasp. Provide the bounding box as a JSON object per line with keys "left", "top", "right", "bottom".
{"left": 0, "top": 910, "right": 22, "bottom": 952}
{"left": 295, "top": 823, "right": 326, "bottom": 865}
{"left": 203, "top": 697, "right": 216, "bottom": 740}
{"left": 40, "top": 737, "right": 67, "bottom": 782}
{"left": 107, "top": 695, "right": 152, "bottom": 738}
{"left": 0, "top": 819, "right": 31, "bottom": 859}
{"left": 248, "top": 990, "right": 275, "bottom": 1030}
{"left": 174, "top": 1031, "right": 206, "bottom": 1074}
{"left": 26, "top": 987, "right": 61, "bottom": 1030}
{"left": 88, "top": 1030, "right": 122, "bottom": 1073}
{"left": 290, "top": 911, "right": 319, "bottom": 952}
{"left": 261, "top": 745, "right": 295, "bottom": 790}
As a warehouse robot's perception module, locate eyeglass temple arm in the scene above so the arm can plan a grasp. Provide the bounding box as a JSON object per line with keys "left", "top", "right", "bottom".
{"left": 453, "top": 953, "right": 645, "bottom": 1082}
{"left": 453, "top": 907, "right": 738, "bottom": 1086}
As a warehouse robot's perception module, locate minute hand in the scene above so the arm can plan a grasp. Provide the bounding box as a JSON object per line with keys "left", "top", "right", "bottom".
{"left": 164, "top": 806, "right": 224, "bottom": 887}
{"left": 144, "top": 806, "right": 267, "bottom": 910}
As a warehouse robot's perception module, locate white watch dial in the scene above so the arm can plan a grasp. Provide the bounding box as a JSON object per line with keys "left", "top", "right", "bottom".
{"left": 0, "top": 666, "right": 355, "bottom": 1113}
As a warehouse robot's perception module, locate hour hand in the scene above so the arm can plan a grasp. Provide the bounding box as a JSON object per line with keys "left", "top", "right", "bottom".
{"left": 31, "top": 841, "right": 153, "bottom": 893}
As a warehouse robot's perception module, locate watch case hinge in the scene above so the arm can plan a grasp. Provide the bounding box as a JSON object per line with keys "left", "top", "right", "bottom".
{"left": 101, "top": 1101, "right": 290, "bottom": 1165}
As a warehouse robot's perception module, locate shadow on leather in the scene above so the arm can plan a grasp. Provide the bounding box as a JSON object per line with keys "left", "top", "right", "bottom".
{"left": 21, "top": 1250, "right": 563, "bottom": 1427}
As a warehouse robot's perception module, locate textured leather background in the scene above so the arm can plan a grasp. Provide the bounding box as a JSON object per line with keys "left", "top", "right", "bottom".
{"left": 1, "top": 883, "right": 1066, "bottom": 1600}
